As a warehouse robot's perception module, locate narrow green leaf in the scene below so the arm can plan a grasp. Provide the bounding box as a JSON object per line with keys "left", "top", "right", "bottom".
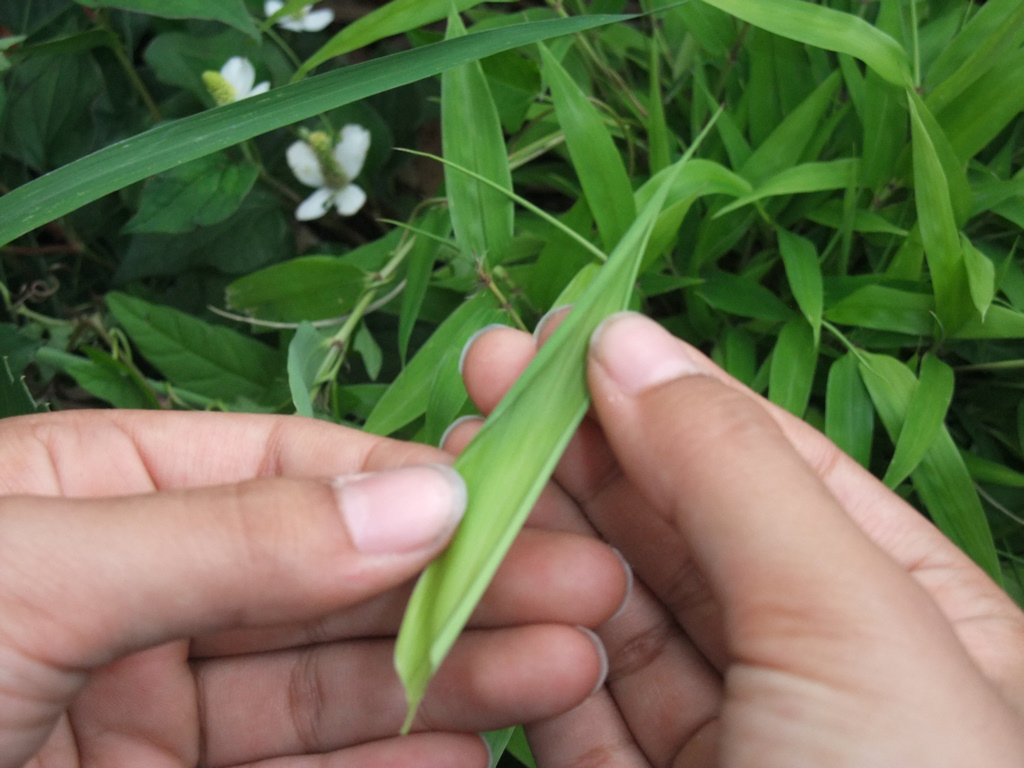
{"left": 740, "top": 72, "right": 841, "bottom": 184}
{"left": 697, "top": 0, "right": 909, "bottom": 86}
{"left": 881, "top": 354, "right": 955, "bottom": 489}
{"left": 0, "top": 13, "right": 631, "bottom": 248}
{"left": 106, "top": 292, "right": 285, "bottom": 405}
{"left": 716, "top": 158, "right": 858, "bottom": 216}
{"left": 767, "top": 318, "right": 816, "bottom": 417}
{"left": 858, "top": 352, "right": 1001, "bottom": 582}
{"left": 961, "top": 451, "right": 1024, "bottom": 489}
{"left": 539, "top": 43, "right": 635, "bottom": 251}
{"left": 442, "top": 11, "right": 514, "bottom": 266}
{"left": 646, "top": 34, "right": 671, "bottom": 175}
{"left": 824, "top": 353, "right": 873, "bottom": 469}
{"left": 395, "top": 154, "right": 689, "bottom": 732}
{"left": 697, "top": 271, "right": 795, "bottom": 323}
{"left": 776, "top": 228, "right": 823, "bottom": 342}
{"left": 961, "top": 234, "right": 996, "bottom": 321}
{"left": 824, "top": 284, "right": 933, "bottom": 336}
{"left": 296, "top": 0, "right": 513, "bottom": 77}
{"left": 363, "top": 292, "right": 504, "bottom": 436}
{"left": 399, "top": 208, "right": 451, "bottom": 362}
{"left": 907, "top": 93, "right": 974, "bottom": 333}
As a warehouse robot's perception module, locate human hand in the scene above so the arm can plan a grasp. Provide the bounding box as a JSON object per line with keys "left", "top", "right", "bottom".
{"left": 456, "top": 311, "right": 1024, "bottom": 767}
{"left": 0, "top": 410, "right": 627, "bottom": 768}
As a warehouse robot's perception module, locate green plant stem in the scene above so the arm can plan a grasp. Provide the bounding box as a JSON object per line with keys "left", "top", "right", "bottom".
{"left": 95, "top": 13, "right": 162, "bottom": 123}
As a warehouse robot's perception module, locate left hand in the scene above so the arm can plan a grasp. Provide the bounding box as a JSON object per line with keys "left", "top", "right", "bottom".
{"left": 0, "top": 410, "right": 627, "bottom": 768}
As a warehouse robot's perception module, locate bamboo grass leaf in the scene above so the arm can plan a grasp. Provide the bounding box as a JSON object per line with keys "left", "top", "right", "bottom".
{"left": 776, "top": 228, "right": 824, "bottom": 342}
{"left": 881, "top": 354, "right": 955, "bottom": 489}
{"left": 363, "top": 292, "right": 505, "bottom": 436}
{"left": 539, "top": 43, "right": 636, "bottom": 252}
{"left": 394, "top": 153, "right": 690, "bottom": 733}
{"left": 961, "top": 234, "right": 996, "bottom": 321}
{"left": 442, "top": 10, "right": 514, "bottom": 267}
{"left": 824, "top": 284, "right": 934, "bottom": 336}
{"left": 0, "top": 13, "right": 631, "bottom": 249}
{"left": 907, "top": 93, "right": 974, "bottom": 333}
{"left": 716, "top": 158, "right": 859, "bottom": 216}
{"left": 740, "top": 72, "right": 841, "bottom": 184}
{"left": 295, "top": 0, "right": 514, "bottom": 78}
{"left": 825, "top": 353, "right": 873, "bottom": 469}
{"left": 767, "top": 318, "right": 817, "bottom": 417}
{"left": 858, "top": 353, "right": 1001, "bottom": 582}
{"left": 696, "top": 0, "right": 910, "bottom": 87}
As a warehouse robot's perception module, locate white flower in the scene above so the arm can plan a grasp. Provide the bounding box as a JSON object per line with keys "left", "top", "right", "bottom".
{"left": 264, "top": 1, "right": 333, "bottom": 32}
{"left": 286, "top": 125, "right": 371, "bottom": 220}
{"left": 201, "top": 57, "right": 269, "bottom": 106}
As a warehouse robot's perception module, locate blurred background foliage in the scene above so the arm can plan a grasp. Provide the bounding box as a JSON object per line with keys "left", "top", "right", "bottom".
{"left": 1, "top": 0, "right": 1024, "bottom": 611}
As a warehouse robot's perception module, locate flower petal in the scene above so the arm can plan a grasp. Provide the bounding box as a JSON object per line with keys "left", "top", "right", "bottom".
{"left": 286, "top": 141, "right": 324, "bottom": 188}
{"left": 246, "top": 81, "right": 271, "bottom": 99}
{"left": 220, "top": 56, "right": 255, "bottom": 97}
{"left": 263, "top": 0, "right": 284, "bottom": 17}
{"left": 300, "top": 8, "right": 334, "bottom": 31}
{"left": 334, "top": 124, "right": 371, "bottom": 180}
{"left": 332, "top": 184, "right": 367, "bottom": 217}
{"left": 296, "top": 188, "right": 336, "bottom": 221}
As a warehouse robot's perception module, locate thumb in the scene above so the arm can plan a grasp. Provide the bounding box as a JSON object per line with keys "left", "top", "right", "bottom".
{"left": 0, "top": 463, "right": 464, "bottom": 671}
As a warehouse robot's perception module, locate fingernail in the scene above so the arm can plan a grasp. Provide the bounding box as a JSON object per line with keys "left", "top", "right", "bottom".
{"left": 534, "top": 305, "right": 571, "bottom": 342}
{"left": 576, "top": 626, "right": 609, "bottom": 696}
{"left": 439, "top": 414, "right": 483, "bottom": 449}
{"left": 590, "top": 312, "right": 700, "bottom": 395}
{"left": 606, "top": 547, "right": 634, "bottom": 624}
{"left": 459, "top": 323, "right": 509, "bottom": 377}
{"left": 334, "top": 465, "right": 466, "bottom": 555}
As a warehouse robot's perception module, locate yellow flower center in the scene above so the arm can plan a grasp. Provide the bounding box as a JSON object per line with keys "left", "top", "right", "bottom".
{"left": 306, "top": 130, "right": 348, "bottom": 190}
{"left": 201, "top": 70, "right": 236, "bottom": 107}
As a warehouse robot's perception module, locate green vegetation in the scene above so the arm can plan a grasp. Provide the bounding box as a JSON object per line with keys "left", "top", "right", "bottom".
{"left": 2, "top": 0, "right": 1024, "bottom": 756}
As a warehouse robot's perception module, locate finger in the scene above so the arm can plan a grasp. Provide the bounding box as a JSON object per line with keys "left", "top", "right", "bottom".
{"left": 195, "top": 624, "right": 607, "bottom": 767}
{"left": 192, "top": 527, "right": 629, "bottom": 656}
{"left": 587, "top": 313, "right": 1021, "bottom": 755}
{"left": 0, "top": 465, "right": 464, "bottom": 766}
{"left": 459, "top": 319, "right": 728, "bottom": 666}
{"left": 241, "top": 733, "right": 491, "bottom": 768}
{"left": 0, "top": 410, "right": 444, "bottom": 496}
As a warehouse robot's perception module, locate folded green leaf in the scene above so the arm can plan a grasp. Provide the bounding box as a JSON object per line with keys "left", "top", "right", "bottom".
{"left": 394, "top": 152, "right": 689, "bottom": 733}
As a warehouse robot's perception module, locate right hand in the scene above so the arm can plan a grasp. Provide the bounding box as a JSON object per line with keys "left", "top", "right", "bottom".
{"left": 456, "top": 311, "right": 1024, "bottom": 767}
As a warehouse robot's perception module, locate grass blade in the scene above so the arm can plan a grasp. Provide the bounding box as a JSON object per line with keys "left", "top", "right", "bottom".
{"left": 442, "top": 10, "right": 514, "bottom": 267}
{"left": 0, "top": 13, "right": 631, "bottom": 248}
{"left": 859, "top": 352, "right": 1001, "bottom": 582}
{"left": 776, "top": 228, "right": 823, "bottom": 342}
{"left": 539, "top": 43, "right": 635, "bottom": 252}
{"left": 825, "top": 352, "right": 873, "bottom": 469}
{"left": 880, "top": 354, "right": 955, "bottom": 489}
{"left": 907, "top": 92, "right": 974, "bottom": 333}
{"left": 394, "top": 154, "right": 689, "bottom": 733}
{"left": 296, "top": 0, "right": 513, "bottom": 77}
